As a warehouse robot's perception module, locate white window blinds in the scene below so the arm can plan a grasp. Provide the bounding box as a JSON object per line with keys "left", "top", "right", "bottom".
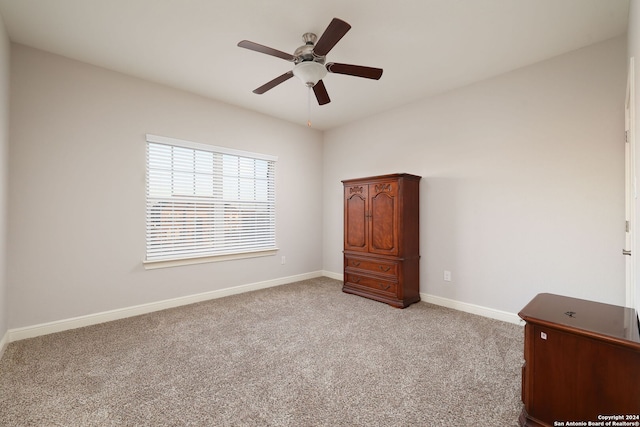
{"left": 145, "top": 134, "right": 277, "bottom": 263}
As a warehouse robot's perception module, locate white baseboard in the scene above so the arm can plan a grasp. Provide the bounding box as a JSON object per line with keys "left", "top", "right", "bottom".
{"left": 5, "top": 271, "right": 522, "bottom": 346}
{"left": 321, "top": 270, "right": 343, "bottom": 281}
{"left": 421, "top": 293, "right": 523, "bottom": 325}
{"left": 8, "top": 271, "right": 324, "bottom": 343}
{"left": 320, "top": 270, "right": 522, "bottom": 325}
{"left": 0, "top": 329, "right": 8, "bottom": 360}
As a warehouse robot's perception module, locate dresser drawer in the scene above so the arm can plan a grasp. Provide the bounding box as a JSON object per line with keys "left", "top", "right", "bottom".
{"left": 345, "top": 256, "right": 398, "bottom": 277}
{"left": 345, "top": 273, "right": 398, "bottom": 296}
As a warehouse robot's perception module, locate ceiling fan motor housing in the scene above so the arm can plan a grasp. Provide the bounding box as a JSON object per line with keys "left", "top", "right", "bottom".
{"left": 294, "top": 33, "right": 326, "bottom": 64}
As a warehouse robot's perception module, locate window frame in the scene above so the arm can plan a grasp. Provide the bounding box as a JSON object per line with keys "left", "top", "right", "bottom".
{"left": 144, "top": 134, "right": 278, "bottom": 269}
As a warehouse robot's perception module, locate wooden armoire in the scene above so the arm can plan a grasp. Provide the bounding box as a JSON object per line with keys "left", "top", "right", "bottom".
{"left": 342, "top": 173, "right": 421, "bottom": 308}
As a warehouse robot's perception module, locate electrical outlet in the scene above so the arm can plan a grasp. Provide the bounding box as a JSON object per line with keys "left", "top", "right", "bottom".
{"left": 444, "top": 270, "right": 452, "bottom": 282}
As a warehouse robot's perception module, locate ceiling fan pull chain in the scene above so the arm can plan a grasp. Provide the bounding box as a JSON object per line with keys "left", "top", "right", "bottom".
{"left": 307, "top": 86, "right": 312, "bottom": 128}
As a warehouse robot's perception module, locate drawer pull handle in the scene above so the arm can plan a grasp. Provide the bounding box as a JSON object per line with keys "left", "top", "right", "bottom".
{"left": 352, "top": 261, "right": 361, "bottom": 267}
{"left": 379, "top": 265, "right": 391, "bottom": 272}
{"left": 353, "top": 277, "right": 361, "bottom": 283}
{"left": 379, "top": 283, "right": 391, "bottom": 290}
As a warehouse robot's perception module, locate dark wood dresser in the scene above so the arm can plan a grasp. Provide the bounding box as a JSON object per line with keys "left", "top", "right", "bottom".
{"left": 518, "top": 293, "right": 640, "bottom": 427}
{"left": 342, "top": 173, "right": 421, "bottom": 308}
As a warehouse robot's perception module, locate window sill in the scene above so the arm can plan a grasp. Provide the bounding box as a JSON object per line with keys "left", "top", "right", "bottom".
{"left": 143, "top": 248, "right": 279, "bottom": 270}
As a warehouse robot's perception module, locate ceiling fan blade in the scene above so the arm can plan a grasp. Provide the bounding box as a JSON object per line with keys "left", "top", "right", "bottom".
{"left": 313, "top": 18, "right": 351, "bottom": 56}
{"left": 313, "top": 80, "right": 331, "bottom": 105}
{"left": 253, "top": 71, "right": 294, "bottom": 94}
{"left": 238, "top": 40, "right": 295, "bottom": 61}
{"left": 326, "top": 62, "right": 383, "bottom": 80}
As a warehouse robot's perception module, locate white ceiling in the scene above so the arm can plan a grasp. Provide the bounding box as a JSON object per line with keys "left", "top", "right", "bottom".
{"left": 0, "top": 0, "right": 630, "bottom": 130}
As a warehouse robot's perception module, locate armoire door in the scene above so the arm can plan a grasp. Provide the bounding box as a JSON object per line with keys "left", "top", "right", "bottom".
{"left": 369, "top": 181, "right": 399, "bottom": 256}
{"left": 344, "top": 183, "right": 369, "bottom": 252}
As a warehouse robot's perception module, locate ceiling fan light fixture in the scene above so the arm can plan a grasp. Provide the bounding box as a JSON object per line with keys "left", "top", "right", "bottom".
{"left": 293, "top": 61, "right": 327, "bottom": 87}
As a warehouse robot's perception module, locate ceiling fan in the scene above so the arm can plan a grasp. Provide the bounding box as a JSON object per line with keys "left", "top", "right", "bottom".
{"left": 237, "top": 18, "right": 383, "bottom": 106}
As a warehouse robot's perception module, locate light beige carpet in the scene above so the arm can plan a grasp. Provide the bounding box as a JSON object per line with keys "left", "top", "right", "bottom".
{"left": 0, "top": 277, "right": 524, "bottom": 426}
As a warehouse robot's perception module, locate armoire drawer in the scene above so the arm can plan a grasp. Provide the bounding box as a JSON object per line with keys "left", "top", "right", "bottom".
{"left": 345, "top": 273, "right": 398, "bottom": 296}
{"left": 345, "top": 256, "right": 398, "bottom": 277}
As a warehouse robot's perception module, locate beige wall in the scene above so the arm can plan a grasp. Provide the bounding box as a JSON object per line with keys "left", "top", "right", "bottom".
{"left": 3, "top": 31, "right": 631, "bottom": 332}
{"left": 323, "top": 36, "right": 627, "bottom": 314}
{"left": 7, "top": 44, "right": 324, "bottom": 329}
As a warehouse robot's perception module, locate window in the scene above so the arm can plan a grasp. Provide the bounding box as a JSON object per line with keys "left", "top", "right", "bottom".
{"left": 145, "top": 134, "right": 277, "bottom": 266}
